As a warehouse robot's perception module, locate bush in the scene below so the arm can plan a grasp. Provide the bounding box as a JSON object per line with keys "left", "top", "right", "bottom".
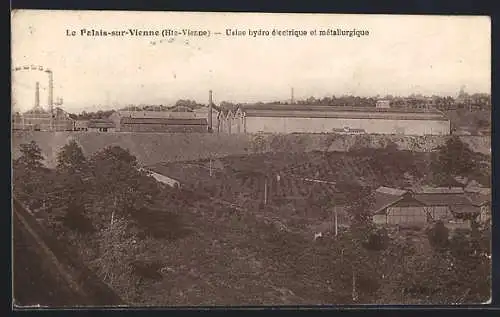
{"left": 63, "top": 204, "right": 96, "bottom": 234}
{"left": 363, "top": 228, "right": 389, "bottom": 251}
{"left": 426, "top": 221, "right": 449, "bottom": 251}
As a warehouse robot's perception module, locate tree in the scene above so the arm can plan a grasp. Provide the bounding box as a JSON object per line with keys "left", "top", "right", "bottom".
{"left": 363, "top": 227, "right": 389, "bottom": 251}
{"left": 270, "top": 135, "right": 293, "bottom": 153}
{"left": 320, "top": 134, "right": 340, "bottom": 152}
{"left": 53, "top": 140, "right": 94, "bottom": 233}
{"left": 87, "top": 146, "right": 143, "bottom": 227}
{"left": 426, "top": 221, "right": 449, "bottom": 251}
{"left": 219, "top": 101, "right": 238, "bottom": 112}
{"left": 250, "top": 134, "right": 266, "bottom": 153}
{"left": 345, "top": 187, "right": 375, "bottom": 230}
{"left": 15, "top": 141, "right": 44, "bottom": 169}
{"left": 56, "top": 140, "right": 87, "bottom": 173}
{"left": 13, "top": 141, "right": 47, "bottom": 204}
{"left": 432, "top": 137, "right": 475, "bottom": 179}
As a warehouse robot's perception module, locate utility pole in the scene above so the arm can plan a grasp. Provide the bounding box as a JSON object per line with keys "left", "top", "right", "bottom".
{"left": 264, "top": 177, "right": 268, "bottom": 205}
{"left": 111, "top": 195, "right": 117, "bottom": 228}
{"left": 34, "top": 81, "right": 40, "bottom": 109}
{"left": 209, "top": 157, "right": 213, "bottom": 177}
{"left": 208, "top": 90, "right": 213, "bottom": 132}
{"left": 352, "top": 270, "right": 358, "bottom": 302}
{"left": 334, "top": 205, "right": 339, "bottom": 237}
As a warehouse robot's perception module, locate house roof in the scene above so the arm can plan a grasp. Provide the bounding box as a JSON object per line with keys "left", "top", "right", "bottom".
{"left": 75, "top": 120, "right": 89, "bottom": 128}
{"left": 88, "top": 119, "right": 115, "bottom": 128}
{"left": 466, "top": 193, "right": 491, "bottom": 206}
{"left": 120, "top": 117, "right": 208, "bottom": 126}
{"left": 449, "top": 205, "right": 481, "bottom": 215}
{"left": 371, "top": 189, "right": 407, "bottom": 215}
{"left": 371, "top": 193, "right": 404, "bottom": 215}
{"left": 413, "top": 186, "right": 465, "bottom": 194}
{"left": 413, "top": 193, "right": 472, "bottom": 206}
{"left": 376, "top": 186, "right": 408, "bottom": 196}
{"left": 464, "top": 186, "right": 491, "bottom": 195}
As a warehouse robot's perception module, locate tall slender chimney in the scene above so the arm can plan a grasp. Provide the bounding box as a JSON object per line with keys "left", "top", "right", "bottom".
{"left": 34, "top": 81, "right": 40, "bottom": 109}
{"left": 208, "top": 90, "right": 213, "bottom": 132}
{"left": 47, "top": 70, "right": 53, "bottom": 108}
{"left": 46, "top": 69, "right": 54, "bottom": 131}
{"left": 291, "top": 87, "right": 295, "bottom": 104}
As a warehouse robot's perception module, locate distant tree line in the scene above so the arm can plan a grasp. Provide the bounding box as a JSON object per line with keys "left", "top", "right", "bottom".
{"left": 68, "top": 110, "right": 116, "bottom": 120}
{"left": 67, "top": 91, "right": 490, "bottom": 119}
{"left": 216, "top": 93, "right": 490, "bottom": 111}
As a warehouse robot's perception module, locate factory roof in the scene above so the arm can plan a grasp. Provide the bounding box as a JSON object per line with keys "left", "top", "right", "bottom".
{"left": 115, "top": 110, "right": 175, "bottom": 118}
{"left": 236, "top": 104, "right": 448, "bottom": 120}
{"left": 88, "top": 119, "right": 115, "bottom": 129}
{"left": 120, "top": 117, "right": 208, "bottom": 126}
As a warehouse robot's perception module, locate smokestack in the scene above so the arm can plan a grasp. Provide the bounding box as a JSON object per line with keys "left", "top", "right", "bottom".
{"left": 46, "top": 69, "right": 54, "bottom": 131}
{"left": 47, "top": 69, "right": 53, "bottom": 108}
{"left": 34, "top": 82, "right": 40, "bottom": 109}
{"left": 208, "top": 90, "right": 213, "bottom": 132}
{"left": 291, "top": 87, "right": 295, "bottom": 104}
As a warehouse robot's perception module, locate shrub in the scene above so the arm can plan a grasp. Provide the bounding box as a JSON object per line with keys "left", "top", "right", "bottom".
{"left": 426, "top": 221, "right": 449, "bottom": 251}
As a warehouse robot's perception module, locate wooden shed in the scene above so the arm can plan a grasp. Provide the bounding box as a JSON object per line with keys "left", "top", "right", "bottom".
{"left": 371, "top": 187, "right": 427, "bottom": 227}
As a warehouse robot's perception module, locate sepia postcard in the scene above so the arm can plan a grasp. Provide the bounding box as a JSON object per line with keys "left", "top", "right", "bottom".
{"left": 11, "top": 10, "right": 491, "bottom": 307}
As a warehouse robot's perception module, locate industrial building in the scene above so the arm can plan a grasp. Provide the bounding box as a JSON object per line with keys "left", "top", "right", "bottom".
{"left": 11, "top": 71, "right": 72, "bottom": 131}
{"left": 12, "top": 112, "right": 24, "bottom": 131}
{"left": 108, "top": 91, "right": 217, "bottom": 133}
{"left": 218, "top": 104, "right": 450, "bottom": 136}
{"left": 119, "top": 117, "right": 208, "bottom": 133}
{"left": 108, "top": 105, "right": 216, "bottom": 133}
{"left": 12, "top": 107, "right": 75, "bottom": 132}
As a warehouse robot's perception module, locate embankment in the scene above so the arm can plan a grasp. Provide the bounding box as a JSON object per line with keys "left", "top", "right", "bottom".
{"left": 11, "top": 131, "right": 491, "bottom": 168}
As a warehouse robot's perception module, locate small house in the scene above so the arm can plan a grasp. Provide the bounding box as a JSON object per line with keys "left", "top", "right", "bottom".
{"left": 464, "top": 186, "right": 491, "bottom": 224}
{"left": 376, "top": 99, "right": 391, "bottom": 109}
{"left": 371, "top": 187, "right": 427, "bottom": 227}
{"left": 88, "top": 119, "right": 116, "bottom": 132}
{"left": 371, "top": 186, "right": 484, "bottom": 230}
{"left": 74, "top": 120, "right": 89, "bottom": 131}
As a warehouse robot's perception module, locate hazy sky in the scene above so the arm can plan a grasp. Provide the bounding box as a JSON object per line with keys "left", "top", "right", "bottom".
{"left": 11, "top": 10, "right": 490, "bottom": 112}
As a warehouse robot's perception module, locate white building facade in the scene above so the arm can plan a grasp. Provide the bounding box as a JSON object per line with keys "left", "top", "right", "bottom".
{"left": 219, "top": 105, "right": 450, "bottom": 136}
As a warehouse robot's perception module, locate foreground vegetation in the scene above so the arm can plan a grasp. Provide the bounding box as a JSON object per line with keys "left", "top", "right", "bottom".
{"left": 12, "top": 138, "right": 491, "bottom": 305}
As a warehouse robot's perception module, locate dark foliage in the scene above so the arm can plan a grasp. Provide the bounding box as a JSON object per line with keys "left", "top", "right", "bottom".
{"left": 363, "top": 228, "right": 390, "bottom": 251}
{"left": 427, "top": 221, "right": 450, "bottom": 251}
{"left": 432, "top": 136, "right": 474, "bottom": 178}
